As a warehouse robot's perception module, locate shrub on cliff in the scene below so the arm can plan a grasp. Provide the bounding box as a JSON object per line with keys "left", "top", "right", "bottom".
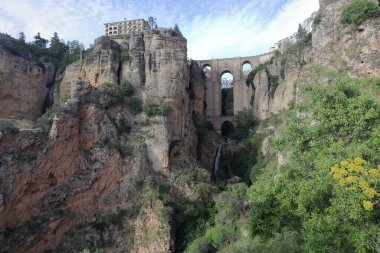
{"left": 120, "top": 49, "right": 130, "bottom": 62}
{"left": 246, "top": 64, "right": 265, "bottom": 87}
{"left": 341, "top": 0, "right": 379, "bottom": 25}
{"left": 37, "top": 103, "right": 63, "bottom": 132}
{"left": 231, "top": 109, "right": 257, "bottom": 140}
{"left": 125, "top": 97, "right": 142, "bottom": 115}
{"left": 102, "top": 81, "right": 134, "bottom": 103}
{"left": 144, "top": 102, "right": 170, "bottom": 117}
{"left": 0, "top": 120, "right": 18, "bottom": 134}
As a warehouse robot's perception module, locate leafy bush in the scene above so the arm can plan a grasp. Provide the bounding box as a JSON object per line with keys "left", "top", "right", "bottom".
{"left": 268, "top": 74, "right": 280, "bottom": 99}
{"left": 0, "top": 33, "right": 85, "bottom": 73}
{"left": 138, "top": 117, "right": 151, "bottom": 127}
{"left": 126, "top": 97, "right": 142, "bottom": 115}
{"left": 174, "top": 201, "right": 216, "bottom": 253}
{"left": 117, "top": 118, "right": 131, "bottom": 134}
{"left": 120, "top": 49, "right": 130, "bottom": 62}
{"left": 184, "top": 184, "right": 247, "bottom": 253}
{"left": 196, "top": 120, "right": 214, "bottom": 137}
{"left": 280, "top": 58, "right": 286, "bottom": 79}
{"left": 144, "top": 102, "right": 170, "bottom": 117}
{"left": 119, "top": 80, "right": 134, "bottom": 97}
{"left": 37, "top": 103, "right": 63, "bottom": 132}
{"left": 0, "top": 33, "right": 48, "bottom": 58}
{"left": 224, "top": 138, "right": 262, "bottom": 183}
{"left": 246, "top": 63, "right": 266, "bottom": 87}
{"left": 341, "top": 0, "right": 379, "bottom": 25}
{"left": 231, "top": 109, "right": 257, "bottom": 140}
{"left": 313, "top": 12, "right": 322, "bottom": 28}
{"left": 0, "top": 120, "right": 18, "bottom": 134}
{"left": 169, "top": 168, "right": 218, "bottom": 253}
{"left": 223, "top": 87, "right": 233, "bottom": 103}
{"left": 103, "top": 81, "right": 134, "bottom": 103}
{"left": 303, "top": 32, "right": 312, "bottom": 47}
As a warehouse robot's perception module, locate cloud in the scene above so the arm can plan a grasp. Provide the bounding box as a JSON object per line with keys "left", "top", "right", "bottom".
{"left": 186, "top": 0, "right": 319, "bottom": 59}
{"left": 0, "top": 0, "right": 319, "bottom": 59}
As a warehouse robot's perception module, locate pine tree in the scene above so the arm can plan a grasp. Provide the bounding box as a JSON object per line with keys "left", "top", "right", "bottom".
{"left": 18, "top": 32, "right": 26, "bottom": 43}
{"left": 148, "top": 16, "right": 157, "bottom": 29}
{"left": 33, "top": 32, "right": 48, "bottom": 48}
{"left": 49, "top": 32, "right": 68, "bottom": 58}
{"left": 174, "top": 24, "right": 182, "bottom": 36}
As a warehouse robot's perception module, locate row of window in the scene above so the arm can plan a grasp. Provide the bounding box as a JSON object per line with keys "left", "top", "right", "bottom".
{"left": 106, "top": 26, "right": 141, "bottom": 32}
{"left": 105, "top": 20, "right": 143, "bottom": 28}
{"left": 106, "top": 28, "right": 144, "bottom": 36}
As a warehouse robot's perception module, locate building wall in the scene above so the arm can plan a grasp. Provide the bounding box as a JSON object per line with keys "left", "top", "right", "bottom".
{"left": 105, "top": 19, "right": 149, "bottom": 36}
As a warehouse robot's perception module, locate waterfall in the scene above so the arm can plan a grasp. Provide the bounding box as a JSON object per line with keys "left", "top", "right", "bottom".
{"left": 214, "top": 145, "right": 222, "bottom": 177}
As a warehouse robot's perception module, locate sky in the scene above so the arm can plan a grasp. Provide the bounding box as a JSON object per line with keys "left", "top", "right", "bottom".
{"left": 0, "top": 0, "right": 319, "bottom": 60}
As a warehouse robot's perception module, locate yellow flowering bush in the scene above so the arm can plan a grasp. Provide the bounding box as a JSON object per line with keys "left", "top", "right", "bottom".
{"left": 362, "top": 200, "right": 374, "bottom": 211}
{"left": 330, "top": 158, "right": 380, "bottom": 211}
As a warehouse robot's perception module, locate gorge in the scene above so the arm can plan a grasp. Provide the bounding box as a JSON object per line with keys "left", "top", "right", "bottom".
{"left": 1, "top": 0, "right": 380, "bottom": 252}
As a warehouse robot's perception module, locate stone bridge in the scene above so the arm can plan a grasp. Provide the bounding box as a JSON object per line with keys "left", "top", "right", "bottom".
{"left": 197, "top": 53, "right": 272, "bottom": 133}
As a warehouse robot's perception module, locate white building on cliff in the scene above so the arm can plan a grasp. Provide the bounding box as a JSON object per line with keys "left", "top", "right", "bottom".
{"left": 104, "top": 19, "right": 150, "bottom": 37}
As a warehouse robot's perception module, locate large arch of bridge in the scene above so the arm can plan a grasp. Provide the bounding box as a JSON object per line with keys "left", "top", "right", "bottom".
{"left": 219, "top": 70, "right": 234, "bottom": 116}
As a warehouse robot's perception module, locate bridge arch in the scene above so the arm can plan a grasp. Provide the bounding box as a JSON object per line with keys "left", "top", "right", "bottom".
{"left": 202, "top": 64, "right": 212, "bottom": 78}
{"left": 220, "top": 70, "right": 234, "bottom": 116}
{"left": 242, "top": 61, "right": 252, "bottom": 73}
{"left": 221, "top": 120, "right": 234, "bottom": 138}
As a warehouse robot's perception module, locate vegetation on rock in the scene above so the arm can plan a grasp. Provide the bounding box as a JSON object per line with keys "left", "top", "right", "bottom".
{"left": 0, "top": 32, "right": 87, "bottom": 72}
{"left": 341, "top": 0, "right": 379, "bottom": 25}
{"left": 246, "top": 63, "right": 265, "bottom": 87}
{"left": 144, "top": 102, "right": 170, "bottom": 117}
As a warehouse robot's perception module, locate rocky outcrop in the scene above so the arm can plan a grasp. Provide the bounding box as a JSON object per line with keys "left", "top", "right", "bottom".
{"left": 59, "top": 30, "right": 192, "bottom": 172}
{"left": 0, "top": 47, "right": 55, "bottom": 120}
{"left": 0, "top": 80, "right": 152, "bottom": 252}
{"left": 312, "top": 0, "right": 380, "bottom": 76}
{"left": 141, "top": 29, "right": 190, "bottom": 171}
{"left": 250, "top": 59, "right": 297, "bottom": 120}
{"left": 189, "top": 61, "right": 206, "bottom": 123}
{"left": 58, "top": 36, "right": 120, "bottom": 102}
{"left": 250, "top": 0, "right": 380, "bottom": 120}
{"left": 0, "top": 29, "right": 204, "bottom": 252}
{"left": 133, "top": 199, "right": 172, "bottom": 253}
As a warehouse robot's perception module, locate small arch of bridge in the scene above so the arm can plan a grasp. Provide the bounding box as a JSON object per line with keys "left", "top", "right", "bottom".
{"left": 221, "top": 120, "right": 234, "bottom": 138}
{"left": 242, "top": 61, "right": 252, "bottom": 72}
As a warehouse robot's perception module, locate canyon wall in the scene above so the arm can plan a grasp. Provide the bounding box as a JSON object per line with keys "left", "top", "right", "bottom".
{"left": 0, "top": 29, "right": 206, "bottom": 253}
{"left": 0, "top": 47, "right": 55, "bottom": 120}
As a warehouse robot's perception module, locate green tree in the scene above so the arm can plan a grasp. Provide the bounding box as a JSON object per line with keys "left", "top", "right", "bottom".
{"left": 18, "top": 32, "right": 26, "bottom": 43}
{"left": 341, "top": 0, "right": 379, "bottom": 25}
{"left": 32, "top": 32, "right": 48, "bottom": 48}
{"left": 148, "top": 16, "right": 157, "bottom": 29}
{"left": 296, "top": 23, "right": 306, "bottom": 42}
{"left": 174, "top": 24, "right": 182, "bottom": 36}
{"left": 66, "top": 40, "right": 82, "bottom": 54}
{"left": 49, "top": 32, "right": 68, "bottom": 59}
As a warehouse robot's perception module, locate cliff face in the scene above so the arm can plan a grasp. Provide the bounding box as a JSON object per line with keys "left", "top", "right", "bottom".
{"left": 59, "top": 30, "right": 192, "bottom": 172}
{"left": 0, "top": 48, "right": 55, "bottom": 120}
{"left": 250, "top": 58, "right": 297, "bottom": 120}
{"left": 58, "top": 37, "right": 120, "bottom": 102}
{"left": 0, "top": 30, "right": 206, "bottom": 253}
{"left": 313, "top": 0, "right": 380, "bottom": 76}
{"left": 249, "top": 0, "right": 380, "bottom": 120}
